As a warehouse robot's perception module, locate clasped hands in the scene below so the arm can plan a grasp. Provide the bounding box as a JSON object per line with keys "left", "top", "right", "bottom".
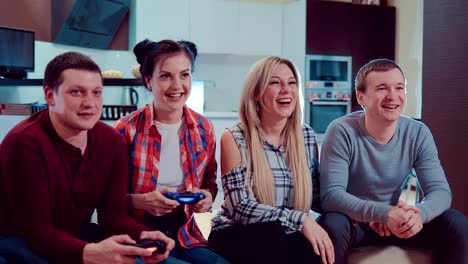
{"left": 369, "top": 200, "right": 423, "bottom": 239}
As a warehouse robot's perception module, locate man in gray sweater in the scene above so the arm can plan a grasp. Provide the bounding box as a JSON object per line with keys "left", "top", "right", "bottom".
{"left": 319, "top": 58, "right": 467, "bottom": 264}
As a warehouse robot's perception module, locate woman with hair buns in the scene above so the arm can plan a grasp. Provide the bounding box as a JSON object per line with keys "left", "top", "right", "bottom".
{"left": 209, "top": 57, "right": 335, "bottom": 264}
{"left": 115, "top": 39, "right": 229, "bottom": 264}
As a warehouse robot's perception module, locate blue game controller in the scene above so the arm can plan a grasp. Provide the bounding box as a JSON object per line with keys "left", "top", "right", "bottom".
{"left": 163, "top": 192, "right": 206, "bottom": 204}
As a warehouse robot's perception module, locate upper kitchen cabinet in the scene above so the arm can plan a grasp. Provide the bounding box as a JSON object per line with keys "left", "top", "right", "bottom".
{"left": 306, "top": 0, "right": 395, "bottom": 57}
{"left": 190, "top": 0, "right": 239, "bottom": 54}
{"left": 130, "top": 0, "right": 283, "bottom": 56}
{"left": 237, "top": 2, "right": 283, "bottom": 56}
{"left": 192, "top": 1, "right": 283, "bottom": 55}
{"left": 130, "top": 0, "right": 190, "bottom": 46}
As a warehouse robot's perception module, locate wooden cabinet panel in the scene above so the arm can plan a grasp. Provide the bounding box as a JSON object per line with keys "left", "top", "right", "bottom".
{"left": 306, "top": 0, "right": 395, "bottom": 111}
{"left": 423, "top": 0, "right": 468, "bottom": 215}
{"left": 307, "top": 1, "right": 353, "bottom": 55}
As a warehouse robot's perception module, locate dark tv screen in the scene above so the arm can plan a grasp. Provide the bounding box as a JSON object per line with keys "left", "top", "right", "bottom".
{"left": 0, "top": 26, "right": 35, "bottom": 71}
{"left": 309, "top": 60, "right": 348, "bottom": 81}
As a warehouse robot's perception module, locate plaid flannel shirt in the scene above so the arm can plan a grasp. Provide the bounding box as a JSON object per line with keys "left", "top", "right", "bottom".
{"left": 115, "top": 104, "right": 218, "bottom": 248}
{"left": 211, "top": 123, "right": 321, "bottom": 233}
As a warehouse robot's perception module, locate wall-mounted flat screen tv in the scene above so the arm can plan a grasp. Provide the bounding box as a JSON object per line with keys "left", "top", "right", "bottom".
{"left": 0, "top": 26, "right": 35, "bottom": 79}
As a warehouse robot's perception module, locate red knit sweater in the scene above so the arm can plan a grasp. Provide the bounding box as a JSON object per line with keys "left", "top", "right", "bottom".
{"left": 0, "top": 110, "right": 150, "bottom": 263}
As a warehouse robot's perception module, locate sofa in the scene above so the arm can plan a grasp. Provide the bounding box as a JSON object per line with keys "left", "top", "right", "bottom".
{"left": 195, "top": 174, "right": 434, "bottom": 264}
{"left": 349, "top": 246, "right": 433, "bottom": 264}
{"left": 195, "top": 211, "right": 434, "bottom": 264}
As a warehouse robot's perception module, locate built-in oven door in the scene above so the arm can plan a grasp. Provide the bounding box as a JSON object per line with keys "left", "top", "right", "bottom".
{"left": 308, "top": 100, "right": 351, "bottom": 133}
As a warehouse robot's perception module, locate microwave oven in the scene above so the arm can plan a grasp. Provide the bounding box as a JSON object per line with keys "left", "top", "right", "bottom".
{"left": 305, "top": 54, "right": 352, "bottom": 89}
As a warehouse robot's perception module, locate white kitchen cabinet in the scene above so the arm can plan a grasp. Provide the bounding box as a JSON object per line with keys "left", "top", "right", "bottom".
{"left": 131, "top": 0, "right": 283, "bottom": 56}
{"left": 190, "top": 0, "right": 283, "bottom": 56}
{"left": 190, "top": 0, "right": 239, "bottom": 54}
{"left": 130, "top": 0, "right": 190, "bottom": 46}
{"left": 237, "top": 2, "right": 283, "bottom": 56}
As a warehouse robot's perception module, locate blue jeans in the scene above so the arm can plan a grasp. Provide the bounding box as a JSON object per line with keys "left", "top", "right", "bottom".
{"left": 137, "top": 246, "right": 230, "bottom": 264}
{"left": 137, "top": 256, "right": 190, "bottom": 264}
{"left": 167, "top": 246, "right": 230, "bottom": 264}
{"left": 0, "top": 237, "right": 49, "bottom": 264}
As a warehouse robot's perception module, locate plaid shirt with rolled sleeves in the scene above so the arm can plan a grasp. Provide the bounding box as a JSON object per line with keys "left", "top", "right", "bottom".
{"left": 114, "top": 104, "right": 218, "bottom": 248}
{"left": 211, "top": 123, "right": 322, "bottom": 233}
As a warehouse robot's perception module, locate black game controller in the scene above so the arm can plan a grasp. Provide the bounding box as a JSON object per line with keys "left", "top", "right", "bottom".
{"left": 130, "top": 239, "right": 166, "bottom": 254}
{"left": 163, "top": 192, "right": 206, "bottom": 204}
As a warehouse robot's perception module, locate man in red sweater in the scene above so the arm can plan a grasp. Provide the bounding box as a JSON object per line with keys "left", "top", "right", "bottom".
{"left": 0, "top": 52, "right": 175, "bottom": 263}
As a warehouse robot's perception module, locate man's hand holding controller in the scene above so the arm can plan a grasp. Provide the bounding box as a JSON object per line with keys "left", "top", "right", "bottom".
{"left": 83, "top": 231, "right": 174, "bottom": 264}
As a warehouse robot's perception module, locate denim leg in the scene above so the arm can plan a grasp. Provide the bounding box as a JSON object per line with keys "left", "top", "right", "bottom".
{"left": 172, "top": 247, "right": 231, "bottom": 264}
{"left": 0, "top": 237, "right": 49, "bottom": 264}
{"left": 286, "top": 231, "right": 323, "bottom": 263}
{"left": 209, "top": 221, "right": 291, "bottom": 264}
{"left": 318, "top": 212, "right": 354, "bottom": 264}
{"left": 138, "top": 256, "right": 190, "bottom": 264}
{"left": 333, "top": 209, "right": 468, "bottom": 264}
{"left": 434, "top": 209, "right": 468, "bottom": 264}
{"left": 398, "top": 209, "right": 468, "bottom": 264}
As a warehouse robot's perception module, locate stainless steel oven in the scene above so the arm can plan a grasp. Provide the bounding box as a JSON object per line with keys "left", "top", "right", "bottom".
{"left": 303, "top": 54, "right": 353, "bottom": 134}
{"left": 306, "top": 100, "right": 351, "bottom": 134}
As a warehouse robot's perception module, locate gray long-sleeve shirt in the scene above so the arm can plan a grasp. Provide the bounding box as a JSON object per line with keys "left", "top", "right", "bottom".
{"left": 320, "top": 111, "right": 451, "bottom": 224}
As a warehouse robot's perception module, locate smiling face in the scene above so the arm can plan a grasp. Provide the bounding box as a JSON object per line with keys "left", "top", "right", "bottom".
{"left": 258, "top": 63, "right": 298, "bottom": 123}
{"left": 46, "top": 69, "right": 103, "bottom": 135}
{"left": 145, "top": 53, "right": 192, "bottom": 122}
{"left": 357, "top": 68, "right": 406, "bottom": 125}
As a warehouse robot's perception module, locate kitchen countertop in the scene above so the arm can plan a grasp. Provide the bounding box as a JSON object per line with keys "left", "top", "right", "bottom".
{"left": 203, "top": 111, "right": 239, "bottom": 120}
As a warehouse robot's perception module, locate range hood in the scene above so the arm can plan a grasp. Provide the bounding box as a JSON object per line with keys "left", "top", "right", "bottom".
{"left": 52, "top": 0, "right": 130, "bottom": 49}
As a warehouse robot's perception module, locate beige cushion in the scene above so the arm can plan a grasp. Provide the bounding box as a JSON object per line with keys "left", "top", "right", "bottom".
{"left": 349, "top": 246, "right": 433, "bottom": 264}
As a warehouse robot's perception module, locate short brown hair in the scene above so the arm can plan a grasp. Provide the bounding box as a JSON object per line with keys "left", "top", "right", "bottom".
{"left": 44, "top": 52, "right": 101, "bottom": 92}
{"left": 355, "top": 58, "right": 406, "bottom": 93}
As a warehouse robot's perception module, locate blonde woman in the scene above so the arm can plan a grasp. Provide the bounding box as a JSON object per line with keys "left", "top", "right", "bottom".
{"left": 209, "top": 57, "right": 334, "bottom": 264}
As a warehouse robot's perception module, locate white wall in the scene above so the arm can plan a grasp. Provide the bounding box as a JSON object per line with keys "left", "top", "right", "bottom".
{"left": 282, "top": 0, "right": 306, "bottom": 119}
{"left": 193, "top": 54, "right": 263, "bottom": 112}
{"left": 391, "top": 0, "right": 423, "bottom": 119}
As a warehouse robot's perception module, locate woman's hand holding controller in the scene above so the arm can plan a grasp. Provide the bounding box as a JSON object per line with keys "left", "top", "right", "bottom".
{"left": 129, "top": 187, "right": 180, "bottom": 216}
{"left": 190, "top": 189, "right": 213, "bottom": 213}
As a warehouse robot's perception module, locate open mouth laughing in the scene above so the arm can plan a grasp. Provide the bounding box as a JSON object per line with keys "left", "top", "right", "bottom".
{"left": 382, "top": 104, "right": 399, "bottom": 109}
{"left": 277, "top": 98, "right": 292, "bottom": 105}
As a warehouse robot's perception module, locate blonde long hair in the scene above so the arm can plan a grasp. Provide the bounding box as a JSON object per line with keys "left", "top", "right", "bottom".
{"left": 239, "top": 57, "right": 312, "bottom": 212}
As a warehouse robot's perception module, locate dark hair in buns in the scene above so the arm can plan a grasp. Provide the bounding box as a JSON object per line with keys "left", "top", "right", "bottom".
{"left": 133, "top": 39, "right": 198, "bottom": 89}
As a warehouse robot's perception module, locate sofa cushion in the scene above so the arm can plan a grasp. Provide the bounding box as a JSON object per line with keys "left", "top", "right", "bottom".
{"left": 349, "top": 246, "right": 433, "bottom": 264}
